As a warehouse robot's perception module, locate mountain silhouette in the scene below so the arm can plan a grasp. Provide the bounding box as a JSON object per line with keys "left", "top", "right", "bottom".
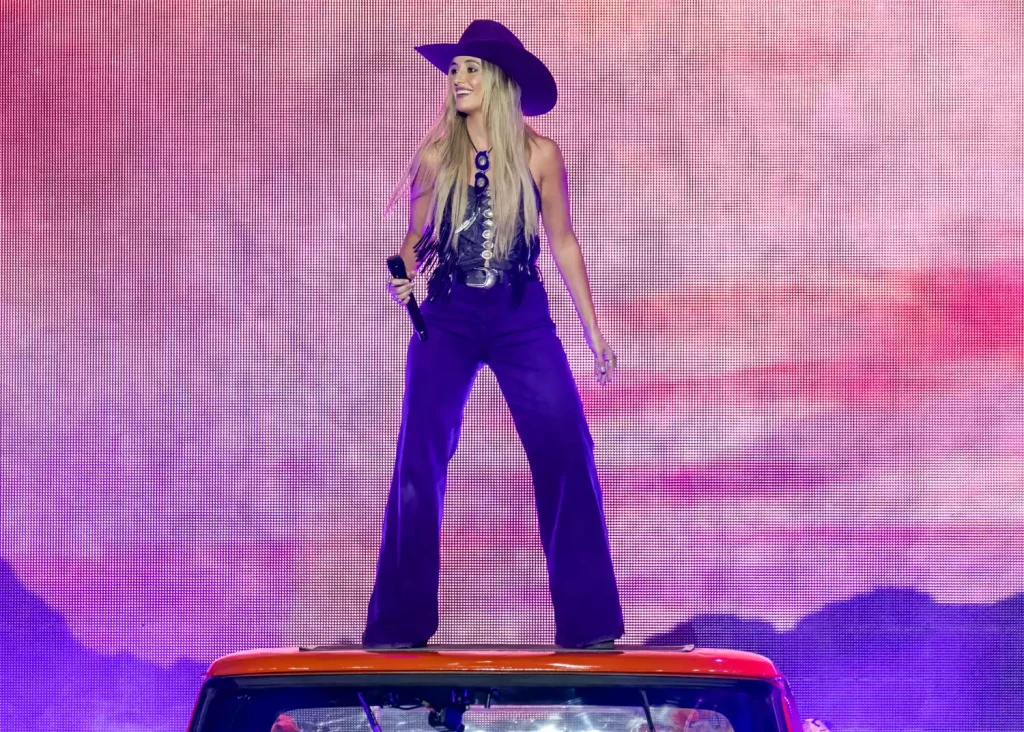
{"left": 648, "top": 588, "right": 1024, "bottom": 730}
{"left": 4, "top": 561, "right": 1022, "bottom": 731}
{"left": 1, "top": 557, "right": 206, "bottom": 731}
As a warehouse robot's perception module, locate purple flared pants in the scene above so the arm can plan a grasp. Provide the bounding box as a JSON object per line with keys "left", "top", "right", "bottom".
{"left": 363, "top": 279, "right": 624, "bottom": 648}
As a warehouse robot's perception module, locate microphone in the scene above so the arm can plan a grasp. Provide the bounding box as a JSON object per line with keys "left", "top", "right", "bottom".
{"left": 387, "top": 255, "right": 428, "bottom": 341}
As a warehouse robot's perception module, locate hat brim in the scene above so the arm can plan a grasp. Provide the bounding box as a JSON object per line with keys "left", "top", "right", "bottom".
{"left": 415, "top": 41, "right": 557, "bottom": 117}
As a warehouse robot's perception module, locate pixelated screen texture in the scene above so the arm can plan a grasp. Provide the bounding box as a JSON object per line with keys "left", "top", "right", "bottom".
{"left": 1, "top": 4, "right": 1022, "bottom": 728}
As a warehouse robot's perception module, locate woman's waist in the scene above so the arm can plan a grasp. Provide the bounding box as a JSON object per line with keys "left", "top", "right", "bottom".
{"left": 454, "top": 264, "right": 541, "bottom": 288}
{"left": 455, "top": 229, "right": 538, "bottom": 259}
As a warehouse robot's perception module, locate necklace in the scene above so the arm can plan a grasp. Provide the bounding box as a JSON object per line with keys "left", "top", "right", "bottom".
{"left": 471, "top": 141, "right": 491, "bottom": 193}
{"left": 469, "top": 140, "right": 496, "bottom": 267}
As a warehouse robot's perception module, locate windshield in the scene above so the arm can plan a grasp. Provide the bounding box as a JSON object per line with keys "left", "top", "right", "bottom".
{"left": 191, "top": 676, "right": 785, "bottom": 732}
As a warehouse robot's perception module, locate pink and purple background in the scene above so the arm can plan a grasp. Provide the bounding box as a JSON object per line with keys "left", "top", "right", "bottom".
{"left": 1, "top": 1, "right": 1023, "bottom": 730}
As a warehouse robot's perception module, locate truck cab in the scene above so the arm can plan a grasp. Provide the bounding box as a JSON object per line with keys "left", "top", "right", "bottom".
{"left": 189, "top": 645, "right": 802, "bottom": 732}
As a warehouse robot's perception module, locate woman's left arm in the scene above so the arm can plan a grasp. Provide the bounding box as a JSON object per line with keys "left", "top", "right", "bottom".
{"left": 536, "top": 137, "right": 617, "bottom": 385}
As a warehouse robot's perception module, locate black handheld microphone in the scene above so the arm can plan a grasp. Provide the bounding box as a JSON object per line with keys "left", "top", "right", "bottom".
{"left": 387, "top": 255, "right": 428, "bottom": 341}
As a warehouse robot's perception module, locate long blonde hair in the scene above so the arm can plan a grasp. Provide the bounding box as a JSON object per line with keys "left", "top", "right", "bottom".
{"left": 389, "top": 60, "right": 540, "bottom": 260}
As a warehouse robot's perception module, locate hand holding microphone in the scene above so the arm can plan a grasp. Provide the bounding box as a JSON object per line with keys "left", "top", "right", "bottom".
{"left": 386, "top": 255, "right": 428, "bottom": 341}
{"left": 387, "top": 271, "right": 415, "bottom": 306}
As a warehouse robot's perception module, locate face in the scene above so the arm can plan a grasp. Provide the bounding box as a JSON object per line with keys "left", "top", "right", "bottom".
{"left": 449, "top": 55, "right": 484, "bottom": 115}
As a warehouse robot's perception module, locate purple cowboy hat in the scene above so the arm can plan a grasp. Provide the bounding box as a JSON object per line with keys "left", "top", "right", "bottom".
{"left": 415, "top": 19, "right": 557, "bottom": 117}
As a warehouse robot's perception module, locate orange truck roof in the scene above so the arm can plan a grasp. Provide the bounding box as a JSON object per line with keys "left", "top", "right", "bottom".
{"left": 205, "top": 645, "right": 781, "bottom": 681}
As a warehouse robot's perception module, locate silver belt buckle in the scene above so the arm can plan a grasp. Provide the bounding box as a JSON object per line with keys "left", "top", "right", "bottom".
{"left": 465, "top": 267, "right": 499, "bottom": 289}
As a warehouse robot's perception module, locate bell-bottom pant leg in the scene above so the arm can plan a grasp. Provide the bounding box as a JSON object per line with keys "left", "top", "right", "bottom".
{"left": 487, "top": 290, "right": 625, "bottom": 647}
{"left": 363, "top": 304, "right": 481, "bottom": 646}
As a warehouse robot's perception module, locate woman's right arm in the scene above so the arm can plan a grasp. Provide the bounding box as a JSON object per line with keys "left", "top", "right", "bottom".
{"left": 389, "top": 150, "right": 437, "bottom": 305}
{"left": 397, "top": 178, "right": 434, "bottom": 275}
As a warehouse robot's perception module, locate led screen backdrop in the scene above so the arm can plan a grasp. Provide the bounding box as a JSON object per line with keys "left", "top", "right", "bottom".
{"left": 1, "top": 1, "right": 1023, "bottom": 730}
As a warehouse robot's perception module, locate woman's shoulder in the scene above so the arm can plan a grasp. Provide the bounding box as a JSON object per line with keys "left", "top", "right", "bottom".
{"left": 528, "top": 133, "right": 561, "bottom": 161}
{"left": 527, "top": 133, "right": 565, "bottom": 184}
{"left": 411, "top": 141, "right": 444, "bottom": 195}
{"left": 417, "top": 140, "right": 444, "bottom": 170}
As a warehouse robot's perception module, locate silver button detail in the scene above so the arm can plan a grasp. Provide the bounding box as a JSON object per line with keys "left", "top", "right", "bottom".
{"left": 482, "top": 229, "right": 493, "bottom": 240}
{"left": 482, "top": 250, "right": 493, "bottom": 260}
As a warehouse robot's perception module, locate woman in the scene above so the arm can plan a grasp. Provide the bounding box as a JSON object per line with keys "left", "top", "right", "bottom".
{"left": 364, "top": 19, "right": 624, "bottom": 649}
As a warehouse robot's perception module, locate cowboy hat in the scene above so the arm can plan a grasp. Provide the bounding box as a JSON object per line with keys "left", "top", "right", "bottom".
{"left": 415, "top": 19, "right": 557, "bottom": 116}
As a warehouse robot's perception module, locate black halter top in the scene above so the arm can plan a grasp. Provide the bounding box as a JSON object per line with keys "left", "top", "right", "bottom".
{"left": 414, "top": 182, "right": 543, "bottom": 306}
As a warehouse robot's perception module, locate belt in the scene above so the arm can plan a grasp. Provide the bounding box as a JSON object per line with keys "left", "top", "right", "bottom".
{"left": 456, "top": 267, "right": 505, "bottom": 288}
{"left": 455, "top": 266, "right": 539, "bottom": 289}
